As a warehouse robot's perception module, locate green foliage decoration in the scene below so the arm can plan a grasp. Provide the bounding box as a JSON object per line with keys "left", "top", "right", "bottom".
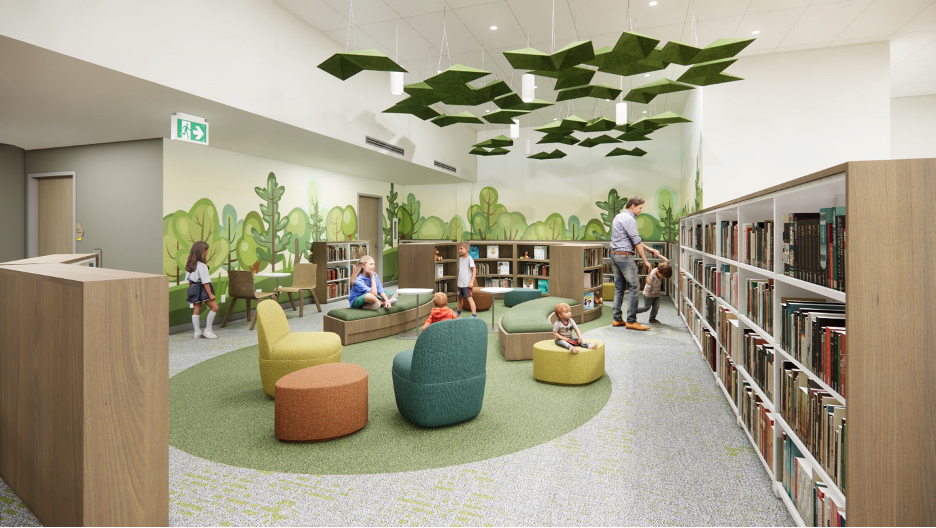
{"left": 325, "top": 206, "right": 344, "bottom": 241}
{"left": 163, "top": 214, "right": 185, "bottom": 285}
{"left": 415, "top": 216, "right": 447, "bottom": 239}
{"left": 285, "top": 207, "right": 312, "bottom": 266}
{"left": 236, "top": 211, "right": 266, "bottom": 272}
{"left": 595, "top": 189, "right": 628, "bottom": 240}
{"left": 383, "top": 183, "right": 399, "bottom": 247}
{"left": 171, "top": 198, "right": 228, "bottom": 275}
{"left": 253, "top": 172, "right": 289, "bottom": 272}
{"left": 341, "top": 206, "right": 358, "bottom": 240}
{"left": 491, "top": 211, "right": 528, "bottom": 240}
{"left": 220, "top": 204, "right": 243, "bottom": 273}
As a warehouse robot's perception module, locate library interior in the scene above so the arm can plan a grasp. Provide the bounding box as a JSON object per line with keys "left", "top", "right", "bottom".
{"left": 1, "top": 1, "right": 935, "bottom": 526}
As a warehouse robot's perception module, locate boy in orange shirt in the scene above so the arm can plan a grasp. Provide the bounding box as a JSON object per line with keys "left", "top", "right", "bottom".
{"left": 422, "top": 292, "right": 458, "bottom": 330}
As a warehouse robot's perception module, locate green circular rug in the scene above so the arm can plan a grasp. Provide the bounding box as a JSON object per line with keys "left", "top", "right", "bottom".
{"left": 170, "top": 308, "right": 612, "bottom": 475}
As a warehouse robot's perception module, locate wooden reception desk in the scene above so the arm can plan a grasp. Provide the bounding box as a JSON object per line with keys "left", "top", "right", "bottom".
{"left": 0, "top": 256, "right": 168, "bottom": 526}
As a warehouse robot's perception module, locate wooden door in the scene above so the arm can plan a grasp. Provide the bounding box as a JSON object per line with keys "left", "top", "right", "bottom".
{"left": 357, "top": 195, "right": 380, "bottom": 277}
{"left": 37, "top": 176, "right": 73, "bottom": 256}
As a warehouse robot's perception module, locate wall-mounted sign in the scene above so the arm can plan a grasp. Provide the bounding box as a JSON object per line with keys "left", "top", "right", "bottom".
{"left": 171, "top": 113, "right": 209, "bottom": 145}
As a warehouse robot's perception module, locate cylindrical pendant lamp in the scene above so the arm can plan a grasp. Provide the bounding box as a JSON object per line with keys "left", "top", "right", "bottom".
{"left": 509, "top": 118, "right": 520, "bottom": 139}
{"left": 522, "top": 73, "right": 535, "bottom": 102}
{"left": 390, "top": 71, "right": 404, "bottom": 95}
{"left": 615, "top": 101, "right": 628, "bottom": 125}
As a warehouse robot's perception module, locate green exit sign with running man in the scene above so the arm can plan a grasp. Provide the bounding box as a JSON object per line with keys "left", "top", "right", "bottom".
{"left": 171, "top": 113, "right": 209, "bottom": 145}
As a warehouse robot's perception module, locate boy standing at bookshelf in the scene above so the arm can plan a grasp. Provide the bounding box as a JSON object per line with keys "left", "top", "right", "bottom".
{"left": 456, "top": 241, "right": 478, "bottom": 318}
{"left": 635, "top": 249, "right": 672, "bottom": 324}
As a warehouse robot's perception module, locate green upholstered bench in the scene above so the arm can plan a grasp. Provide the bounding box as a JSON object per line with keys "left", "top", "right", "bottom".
{"left": 497, "top": 296, "right": 582, "bottom": 360}
{"left": 502, "top": 288, "right": 542, "bottom": 307}
{"left": 323, "top": 295, "right": 433, "bottom": 345}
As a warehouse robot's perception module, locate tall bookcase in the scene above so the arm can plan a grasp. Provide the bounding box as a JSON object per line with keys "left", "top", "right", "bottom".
{"left": 310, "top": 240, "right": 370, "bottom": 303}
{"left": 553, "top": 243, "right": 604, "bottom": 322}
{"left": 676, "top": 160, "right": 935, "bottom": 526}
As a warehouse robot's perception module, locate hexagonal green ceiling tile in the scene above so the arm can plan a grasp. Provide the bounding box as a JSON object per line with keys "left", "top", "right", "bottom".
{"left": 474, "top": 135, "right": 514, "bottom": 148}
{"left": 317, "top": 49, "right": 408, "bottom": 80}
{"left": 659, "top": 41, "right": 703, "bottom": 66}
{"left": 431, "top": 111, "right": 484, "bottom": 127}
{"left": 555, "top": 83, "right": 622, "bottom": 102}
{"left": 382, "top": 104, "right": 441, "bottom": 121}
{"left": 528, "top": 149, "right": 567, "bottom": 160}
{"left": 504, "top": 41, "right": 595, "bottom": 72}
{"left": 623, "top": 78, "right": 694, "bottom": 104}
{"left": 538, "top": 134, "right": 580, "bottom": 145}
{"left": 578, "top": 134, "right": 621, "bottom": 148}
{"left": 611, "top": 32, "right": 659, "bottom": 60}
{"left": 690, "top": 38, "right": 755, "bottom": 64}
{"left": 560, "top": 115, "right": 589, "bottom": 130}
{"left": 483, "top": 109, "right": 529, "bottom": 124}
{"left": 607, "top": 147, "right": 647, "bottom": 157}
{"left": 583, "top": 117, "right": 618, "bottom": 132}
{"left": 677, "top": 58, "right": 743, "bottom": 86}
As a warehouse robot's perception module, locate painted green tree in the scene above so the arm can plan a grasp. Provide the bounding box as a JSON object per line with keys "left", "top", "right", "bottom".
{"left": 398, "top": 193, "right": 422, "bottom": 240}
{"left": 491, "top": 211, "right": 527, "bottom": 240}
{"left": 325, "top": 206, "right": 344, "bottom": 241}
{"left": 285, "top": 207, "right": 312, "bottom": 267}
{"left": 595, "top": 188, "right": 628, "bottom": 241}
{"left": 170, "top": 198, "right": 228, "bottom": 275}
{"left": 583, "top": 219, "right": 607, "bottom": 240}
{"left": 654, "top": 187, "right": 679, "bottom": 242}
{"left": 341, "top": 205, "right": 358, "bottom": 240}
{"left": 254, "top": 172, "right": 289, "bottom": 272}
{"left": 567, "top": 216, "right": 584, "bottom": 240}
{"left": 220, "top": 204, "right": 243, "bottom": 271}
{"left": 693, "top": 152, "right": 703, "bottom": 213}
{"left": 162, "top": 214, "right": 185, "bottom": 284}
{"left": 444, "top": 215, "right": 466, "bottom": 242}
{"left": 383, "top": 183, "right": 399, "bottom": 246}
{"left": 637, "top": 213, "right": 664, "bottom": 241}
{"left": 236, "top": 211, "right": 267, "bottom": 272}
{"left": 308, "top": 180, "right": 326, "bottom": 243}
{"left": 415, "top": 216, "right": 447, "bottom": 239}
{"left": 466, "top": 187, "right": 506, "bottom": 240}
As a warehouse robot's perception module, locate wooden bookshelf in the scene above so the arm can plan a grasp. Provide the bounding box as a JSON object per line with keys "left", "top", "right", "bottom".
{"left": 310, "top": 241, "right": 370, "bottom": 303}
{"left": 676, "top": 159, "right": 936, "bottom": 527}
{"left": 547, "top": 243, "right": 603, "bottom": 322}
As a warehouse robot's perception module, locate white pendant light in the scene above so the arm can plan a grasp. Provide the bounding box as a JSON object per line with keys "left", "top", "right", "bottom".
{"left": 522, "top": 73, "right": 535, "bottom": 102}
{"left": 390, "top": 72, "right": 404, "bottom": 95}
{"left": 616, "top": 101, "right": 628, "bottom": 125}
{"left": 509, "top": 118, "right": 520, "bottom": 139}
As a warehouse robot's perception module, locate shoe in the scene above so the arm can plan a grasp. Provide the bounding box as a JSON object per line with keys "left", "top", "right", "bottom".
{"left": 389, "top": 297, "right": 398, "bottom": 306}
{"left": 202, "top": 329, "right": 217, "bottom": 339}
{"left": 193, "top": 331, "right": 203, "bottom": 339}
{"left": 612, "top": 320, "right": 626, "bottom": 327}
{"left": 625, "top": 321, "right": 650, "bottom": 331}
{"left": 648, "top": 319, "right": 661, "bottom": 324}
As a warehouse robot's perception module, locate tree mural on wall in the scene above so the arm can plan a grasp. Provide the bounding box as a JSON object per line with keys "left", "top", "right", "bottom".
{"left": 285, "top": 207, "right": 312, "bottom": 267}
{"left": 253, "top": 172, "right": 289, "bottom": 272}
{"left": 163, "top": 215, "right": 184, "bottom": 285}
{"left": 466, "top": 187, "right": 506, "bottom": 240}
{"left": 595, "top": 189, "right": 628, "bottom": 241}
{"left": 308, "top": 180, "right": 326, "bottom": 243}
{"left": 397, "top": 193, "right": 422, "bottom": 240}
{"left": 220, "top": 204, "right": 243, "bottom": 272}
{"left": 236, "top": 211, "right": 266, "bottom": 273}
{"left": 170, "top": 198, "right": 229, "bottom": 274}
{"left": 383, "top": 183, "right": 399, "bottom": 246}
{"left": 655, "top": 187, "right": 679, "bottom": 243}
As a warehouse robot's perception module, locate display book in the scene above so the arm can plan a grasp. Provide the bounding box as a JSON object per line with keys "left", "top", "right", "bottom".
{"left": 677, "top": 171, "right": 849, "bottom": 527}
{"left": 311, "top": 241, "right": 370, "bottom": 302}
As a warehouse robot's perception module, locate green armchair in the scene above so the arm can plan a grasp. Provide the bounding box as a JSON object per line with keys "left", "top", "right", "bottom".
{"left": 391, "top": 317, "right": 488, "bottom": 428}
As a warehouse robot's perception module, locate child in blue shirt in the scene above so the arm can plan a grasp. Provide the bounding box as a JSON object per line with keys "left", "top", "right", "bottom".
{"left": 348, "top": 255, "right": 395, "bottom": 310}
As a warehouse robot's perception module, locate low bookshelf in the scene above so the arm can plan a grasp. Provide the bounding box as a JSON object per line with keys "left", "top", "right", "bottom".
{"left": 676, "top": 159, "right": 935, "bottom": 527}
{"left": 310, "top": 240, "right": 370, "bottom": 303}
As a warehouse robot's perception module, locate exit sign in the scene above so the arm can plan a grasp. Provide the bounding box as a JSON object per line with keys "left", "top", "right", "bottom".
{"left": 171, "top": 113, "right": 209, "bottom": 145}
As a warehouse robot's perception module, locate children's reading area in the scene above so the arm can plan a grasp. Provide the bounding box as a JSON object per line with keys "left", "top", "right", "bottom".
{"left": 0, "top": 2, "right": 934, "bottom": 526}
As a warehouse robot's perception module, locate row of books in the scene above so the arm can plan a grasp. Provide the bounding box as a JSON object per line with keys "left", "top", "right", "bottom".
{"left": 740, "top": 383, "right": 775, "bottom": 471}
{"left": 480, "top": 277, "right": 514, "bottom": 288}
{"left": 521, "top": 278, "right": 550, "bottom": 294}
{"left": 325, "top": 281, "right": 350, "bottom": 300}
{"left": 781, "top": 299, "right": 847, "bottom": 397}
{"left": 585, "top": 269, "right": 601, "bottom": 289}
{"left": 682, "top": 224, "right": 703, "bottom": 251}
{"left": 326, "top": 244, "right": 366, "bottom": 262}
{"left": 435, "top": 281, "right": 451, "bottom": 294}
{"left": 584, "top": 248, "right": 601, "bottom": 267}
{"left": 702, "top": 262, "right": 739, "bottom": 309}
{"left": 782, "top": 209, "right": 846, "bottom": 291}
{"left": 704, "top": 223, "right": 717, "bottom": 254}
{"left": 780, "top": 363, "right": 847, "bottom": 494}
{"left": 743, "top": 220, "right": 775, "bottom": 271}
{"left": 746, "top": 278, "right": 775, "bottom": 335}
{"left": 325, "top": 266, "right": 349, "bottom": 281}
{"left": 721, "top": 220, "right": 739, "bottom": 261}
{"left": 782, "top": 434, "right": 846, "bottom": 527}
{"left": 716, "top": 306, "right": 739, "bottom": 363}
{"left": 476, "top": 262, "right": 511, "bottom": 275}
{"left": 742, "top": 328, "right": 776, "bottom": 400}
{"left": 520, "top": 263, "right": 549, "bottom": 276}
{"left": 719, "top": 346, "right": 741, "bottom": 407}
{"left": 705, "top": 294, "right": 717, "bottom": 330}
{"left": 518, "top": 245, "right": 548, "bottom": 260}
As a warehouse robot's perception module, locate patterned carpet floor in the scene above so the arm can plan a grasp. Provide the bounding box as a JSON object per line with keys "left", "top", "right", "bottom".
{"left": 0, "top": 291, "right": 794, "bottom": 526}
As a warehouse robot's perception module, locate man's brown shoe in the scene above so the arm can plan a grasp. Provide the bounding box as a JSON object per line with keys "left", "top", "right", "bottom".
{"left": 612, "top": 320, "right": 627, "bottom": 327}
{"left": 625, "top": 321, "right": 650, "bottom": 331}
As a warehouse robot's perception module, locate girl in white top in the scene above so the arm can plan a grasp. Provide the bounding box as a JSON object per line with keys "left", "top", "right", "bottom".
{"left": 184, "top": 241, "right": 219, "bottom": 339}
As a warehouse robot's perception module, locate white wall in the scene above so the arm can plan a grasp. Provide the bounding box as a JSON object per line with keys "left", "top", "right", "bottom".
{"left": 680, "top": 89, "right": 703, "bottom": 213}
{"left": 0, "top": 0, "right": 477, "bottom": 180}
{"left": 891, "top": 95, "right": 936, "bottom": 159}
{"left": 701, "top": 42, "right": 891, "bottom": 208}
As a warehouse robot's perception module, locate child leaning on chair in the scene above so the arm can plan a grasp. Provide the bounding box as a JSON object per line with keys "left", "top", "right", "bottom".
{"left": 553, "top": 302, "right": 597, "bottom": 354}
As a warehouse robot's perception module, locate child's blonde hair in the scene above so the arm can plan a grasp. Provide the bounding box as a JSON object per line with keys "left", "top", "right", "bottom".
{"left": 350, "top": 255, "right": 376, "bottom": 285}
{"left": 433, "top": 292, "right": 448, "bottom": 307}
{"left": 458, "top": 241, "right": 470, "bottom": 252}
{"left": 554, "top": 302, "right": 572, "bottom": 318}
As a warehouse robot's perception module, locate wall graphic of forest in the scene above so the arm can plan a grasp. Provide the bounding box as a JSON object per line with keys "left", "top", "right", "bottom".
{"left": 164, "top": 170, "right": 688, "bottom": 326}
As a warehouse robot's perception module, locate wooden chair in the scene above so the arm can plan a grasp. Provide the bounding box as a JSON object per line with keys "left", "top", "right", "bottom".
{"left": 275, "top": 263, "right": 322, "bottom": 317}
{"left": 222, "top": 269, "right": 277, "bottom": 330}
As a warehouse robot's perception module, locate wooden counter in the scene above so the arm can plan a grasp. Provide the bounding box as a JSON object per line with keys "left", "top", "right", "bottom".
{"left": 0, "top": 260, "right": 168, "bottom": 526}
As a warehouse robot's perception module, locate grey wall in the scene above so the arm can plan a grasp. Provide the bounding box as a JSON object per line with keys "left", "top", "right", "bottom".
{"left": 0, "top": 143, "right": 26, "bottom": 262}
{"left": 25, "top": 139, "right": 163, "bottom": 274}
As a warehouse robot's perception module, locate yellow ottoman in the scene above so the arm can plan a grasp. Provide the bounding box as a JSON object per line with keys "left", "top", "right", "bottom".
{"left": 602, "top": 282, "right": 616, "bottom": 305}
{"left": 533, "top": 340, "right": 605, "bottom": 385}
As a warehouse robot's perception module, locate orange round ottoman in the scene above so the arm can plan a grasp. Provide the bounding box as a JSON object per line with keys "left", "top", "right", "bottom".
{"left": 274, "top": 363, "right": 368, "bottom": 442}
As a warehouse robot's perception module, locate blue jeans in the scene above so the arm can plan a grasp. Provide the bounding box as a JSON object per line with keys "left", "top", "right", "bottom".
{"left": 635, "top": 295, "right": 660, "bottom": 320}
{"left": 610, "top": 254, "right": 639, "bottom": 323}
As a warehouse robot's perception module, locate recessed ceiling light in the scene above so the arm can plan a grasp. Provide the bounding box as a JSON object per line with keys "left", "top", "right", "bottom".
{"left": 534, "top": 85, "right": 538, "bottom": 88}
{"left": 490, "top": 25, "right": 498, "bottom": 30}
{"left": 485, "top": 109, "right": 490, "bottom": 112}
{"left": 644, "top": 73, "right": 650, "bottom": 77}
{"left": 649, "top": 1, "right": 657, "bottom": 5}
{"left": 642, "top": 110, "right": 647, "bottom": 113}
{"left": 553, "top": 118, "right": 558, "bottom": 121}
{"left": 752, "top": 30, "right": 760, "bottom": 35}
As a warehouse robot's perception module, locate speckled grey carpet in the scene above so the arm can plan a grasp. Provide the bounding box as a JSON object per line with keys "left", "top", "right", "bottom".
{"left": 0, "top": 292, "right": 794, "bottom": 526}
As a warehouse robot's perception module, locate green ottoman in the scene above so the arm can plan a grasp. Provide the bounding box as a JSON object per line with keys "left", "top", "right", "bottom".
{"left": 503, "top": 288, "right": 542, "bottom": 307}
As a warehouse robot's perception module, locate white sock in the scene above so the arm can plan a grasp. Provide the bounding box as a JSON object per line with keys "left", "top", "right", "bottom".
{"left": 192, "top": 315, "right": 201, "bottom": 334}
{"left": 206, "top": 311, "right": 216, "bottom": 331}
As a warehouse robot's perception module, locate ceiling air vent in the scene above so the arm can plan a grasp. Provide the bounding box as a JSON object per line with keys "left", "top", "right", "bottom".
{"left": 434, "top": 160, "right": 457, "bottom": 173}
{"left": 365, "top": 136, "right": 404, "bottom": 156}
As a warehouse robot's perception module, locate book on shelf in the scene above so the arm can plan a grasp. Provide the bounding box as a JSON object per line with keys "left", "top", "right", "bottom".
{"left": 721, "top": 220, "right": 738, "bottom": 261}
{"left": 584, "top": 292, "right": 595, "bottom": 309}
{"left": 780, "top": 299, "right": 846, "bottom": 396}
{"left": 783, "top": 211, "right": 846, "bottom": 291}
{"left": 742, "top": 220, "right": 774, "bottom": 271}
{"left": 583, "top": 248, "right": 600, "bottom": 267}
{"left": 533, "top": 245, "right": 547, "bottom": 260}
{"left": 435, "top": 281, "right": 450, "bottom": 294}
{"left": 522, "top": 278, "right": 534, "bottom": 289}
{"left": 349, "top": 244, "right": 367, "bottom": 259}
{"left": 435, "top": 263, "right": 444, "bottom": 279}
{"left": 498, "top": 261, "right": 510, "bottom": 275}
{"left": 469, "top": 245, "right": 480, "bottom": 259}
{"left": 704, "top": 223, "right": 716, "bottom": 254}
{"left": 487, "top": 245, "right": 499, "bottom": 258}
{"left": 537, "top": 279, "right": 549, "bottom": 295}
{"left": 521, "top": 263, "right": 549, "bottom": 276}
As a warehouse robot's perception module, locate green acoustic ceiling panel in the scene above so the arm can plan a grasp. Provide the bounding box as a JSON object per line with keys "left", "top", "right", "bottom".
{"left": 647, "top": 111, "right": 692, "bottom": 125}
{"left": 396, "top": 94, "right": 442, "bottom": 106}
{"left": 555, "top": 83, "right": 623, "bottom": 102}
{"left": 560, "top": 115, "right": 588, "bottom": 130}
{"left": 510, "top": 99, "right": 555, "bottom": 111}
{"left": 474, "top": 135, "right": 514, "bottom": 148}
{"left": 535, "top": 121, "right": 571, "bottom": 134}
{"left": 532, "top": 66, "right": 597, "bottom": 90}
{"left": 623, "top": 78, "right": 694, "bottom": 104}
{"left": 505, "top": 41, "right": 595, "bottom": 72}
{"left": 626, "top": 117, "right": 667, "bottom": 134}
{"left": 607, "top": 147, "right": 647, "bottom": 157}
{"left": 383, "top": 104, "right": 441, "bottom": 120}
{"left": 470, "top": 147, "right": 491, "bottom": 156}
{"left": 424, "top": 64, "right": 492, "bottom": 106}
{"left": 594, "top": 46, "right": 670, "bottom": 76}
{"left": 317, "top": 49, "right": 407, "bottom": 80}
{"left": 475, "top": 79, "right": 513, "bottom": 101}
{"left": 503, "top": 47, "right": 554, "bottom": 71}
{"left": 489, "top": 147, "right": 510, "bottom": 156}
{"left": 432, "top": 111, "right": 484, "bottom": 127}
{"left": 690, "top": 38, "right": 756, "bottom": 64}
{"left": 483, "top": 109, "right": 529, "bottom": 124}
{"left": 583, "top": 117, "right": 618, "bottom": 132}
{"left": 437, "top": 84, "right": 488, "bottom": 106}
{"left": 611, "top": 32, "right": 660, "bottom": 59}
{"left": 577, "top": 134, "right": 621, "bottom": 148}
{"left": 683, "top": 72, "right": 744, "bottom": 86}
{"left": 403, "top": 82, "right": 439, "bottom": 98}
{"left": 425, "top": 64, "right": 491, "bottom": 84}
{"left": 537, "top": 134, "right": 580, "bottom": 145}
{"left": 677, "top": 58, "right": 743, "bottom": 86}
{"left": 658, "top": 41, "right": 703, "bottom": 65}
{"left": 528, "top": 149, "right": 567, "bottom": 160}
{"left": 616, "top": 131, "right": 652, "bottom": 142}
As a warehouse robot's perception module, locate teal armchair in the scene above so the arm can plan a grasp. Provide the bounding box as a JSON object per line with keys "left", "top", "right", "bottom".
{"left": 391, "top": 317, "right": 488, "bottom": 428}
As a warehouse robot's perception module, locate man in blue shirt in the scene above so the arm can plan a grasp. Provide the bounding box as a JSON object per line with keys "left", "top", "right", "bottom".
{"left": 609, "top": 197, "right": 655, "bottom": 330}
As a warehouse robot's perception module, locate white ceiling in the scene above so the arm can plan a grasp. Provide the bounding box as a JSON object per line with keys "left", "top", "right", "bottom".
{"left": 276, "top": 0, "right": 936, "bottom": 118}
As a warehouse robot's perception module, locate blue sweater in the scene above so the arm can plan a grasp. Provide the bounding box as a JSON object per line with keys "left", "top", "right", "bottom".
{"left": 348, "top": 273, "right": 384, "bottom": 306}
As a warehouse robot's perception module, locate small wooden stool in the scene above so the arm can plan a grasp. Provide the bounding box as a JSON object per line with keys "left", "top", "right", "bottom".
{"left": 274, "top": 363, "right": 368, "bottom": 442}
